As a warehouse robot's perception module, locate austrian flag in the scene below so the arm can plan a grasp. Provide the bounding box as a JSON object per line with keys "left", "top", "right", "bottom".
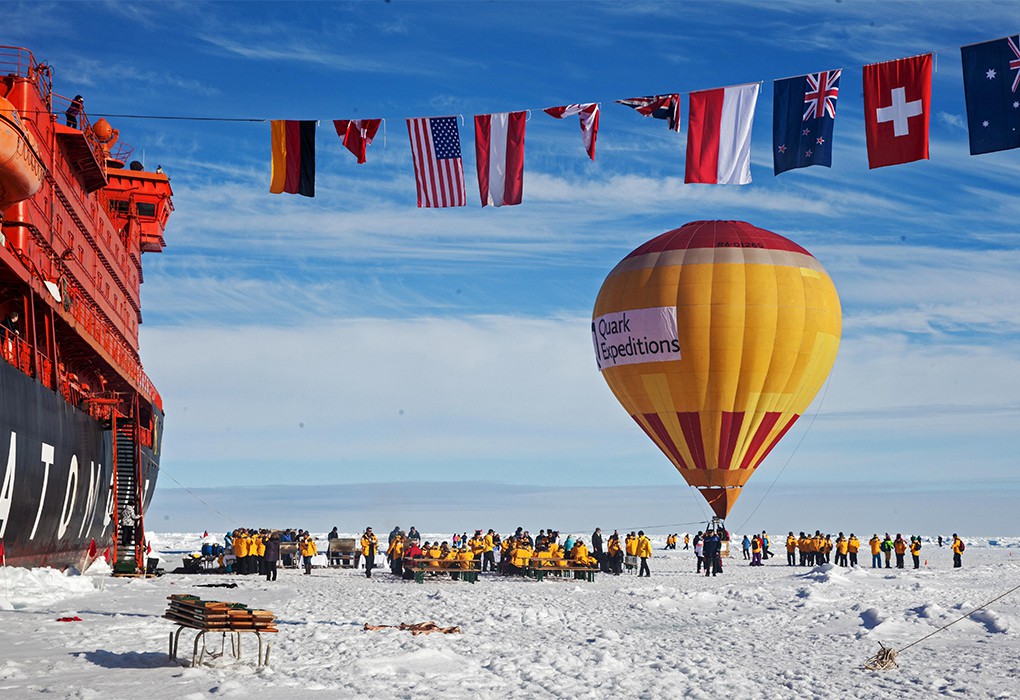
{"left": 474, "top": 111, "right": 526, "bottom": 207}
{"left": 863, "top": 54, "right": 932, "bottom": 169}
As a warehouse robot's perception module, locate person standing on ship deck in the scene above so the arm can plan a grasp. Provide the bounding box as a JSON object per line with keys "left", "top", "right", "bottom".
{"left": 65, "top": 95, "right": 84, "bottom": 128}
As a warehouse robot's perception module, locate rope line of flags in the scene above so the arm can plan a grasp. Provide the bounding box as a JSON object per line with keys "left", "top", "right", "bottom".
{"left": 267, "top": 35, "right": 1020, "bottom": 207}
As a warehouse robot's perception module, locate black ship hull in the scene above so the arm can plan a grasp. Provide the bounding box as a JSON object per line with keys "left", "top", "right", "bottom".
{"left": 0, "top": 359, "right": 161, "bottom": 570}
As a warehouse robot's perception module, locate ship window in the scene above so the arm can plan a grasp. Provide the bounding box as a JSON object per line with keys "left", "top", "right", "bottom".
{"left": 136, "top": 202, "right": 156, "bottom": 218}
{"left": 111, "top": 200, "right": 130, "bottom": 213}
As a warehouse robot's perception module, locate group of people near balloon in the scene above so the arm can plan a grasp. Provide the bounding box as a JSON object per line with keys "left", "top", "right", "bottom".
{"left": 380, "top": 526, "right": 655, "bottom": 579}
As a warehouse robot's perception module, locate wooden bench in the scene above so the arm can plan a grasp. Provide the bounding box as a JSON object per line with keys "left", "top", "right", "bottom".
{"left": 527, "top": 557, "right": 597, "bottom": 582}
{"left": 405, "top": 557, "right": 479, "bottom": 584}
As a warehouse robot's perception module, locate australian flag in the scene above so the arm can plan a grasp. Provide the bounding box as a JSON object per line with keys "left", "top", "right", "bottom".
{"left": 773, "top": 69, "right": 841, "bottom": 175}
{"left": 961, "top": 36, "right": 1020, "bottom": 155}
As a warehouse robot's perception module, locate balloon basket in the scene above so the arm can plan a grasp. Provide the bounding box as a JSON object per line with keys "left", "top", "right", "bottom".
{"left": 707, "top": 517, "right": 732, "bottom": 558}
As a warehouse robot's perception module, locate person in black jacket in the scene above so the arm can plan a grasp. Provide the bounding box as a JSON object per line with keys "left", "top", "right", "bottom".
{"left": 65, "top": 95, "right": 84, "bottom": 128}
{"left": 591, "top": 528, "right": 604, "bottom": 571}
{"left": 264, "top": 533, "right": 281, "bottom": 582}
{"left": 703, "top": 530, "right": 722, "bottom": 577}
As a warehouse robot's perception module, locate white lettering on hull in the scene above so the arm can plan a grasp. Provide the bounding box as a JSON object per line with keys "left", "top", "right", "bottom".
{"left": 0, "top": 432, "right": 15, "bottom": 538}
{"left": 58, "top": 455, "right": 79, "bottom": 539}
{"left": 78, "top": 460, "right": 102, "bottom": 539}
{"left": 30, "top": 443, "right": 54, "bottom": 540}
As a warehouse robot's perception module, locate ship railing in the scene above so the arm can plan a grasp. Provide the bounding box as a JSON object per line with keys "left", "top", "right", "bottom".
{"left": 62, "top": 276, "right": 162, "bottom": 410}
{"left": 0, "top": 46, "right": 51, "bottom": 105}
{"left": 2, "top": 330, "right": 34, "bottom": 375}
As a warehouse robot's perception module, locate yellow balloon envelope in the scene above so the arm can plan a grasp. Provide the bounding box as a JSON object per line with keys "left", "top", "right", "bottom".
{"left": 592, "top": 221, "right": 841, "bottom": 518}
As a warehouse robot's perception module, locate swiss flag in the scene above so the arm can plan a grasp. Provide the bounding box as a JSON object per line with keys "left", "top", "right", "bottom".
{"left": 863, "top": 54, "right": 932, "bottom": 169}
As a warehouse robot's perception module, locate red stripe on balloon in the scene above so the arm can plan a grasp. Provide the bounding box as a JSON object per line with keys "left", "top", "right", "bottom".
{"left": 677, "top": 412, "right": 707, "bottom": 470}
{"left": 635, "top": 413, "right": 690, "bottom": 470}
{"left": 624, "top": 220, "right": 812, "bottom": 259}
{"left": 718, "top": 411, "right": 744, "bottom": 469}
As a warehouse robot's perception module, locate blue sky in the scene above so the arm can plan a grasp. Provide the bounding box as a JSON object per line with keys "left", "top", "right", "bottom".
{"left": 9, "top": 1, "right": 1020, "bottom": 533}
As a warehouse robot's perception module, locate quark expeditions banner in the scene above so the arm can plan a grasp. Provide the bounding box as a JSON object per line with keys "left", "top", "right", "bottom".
{"left": 592, "top": 307, "right": 680, "bottom": 371}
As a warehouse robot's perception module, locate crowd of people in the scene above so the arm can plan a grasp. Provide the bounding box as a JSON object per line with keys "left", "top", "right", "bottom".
{"left": 380, "top": 526, "right": 654, "bottom": 579}
{"left": 201, "top": 526, "right": 967, "bottom": 582}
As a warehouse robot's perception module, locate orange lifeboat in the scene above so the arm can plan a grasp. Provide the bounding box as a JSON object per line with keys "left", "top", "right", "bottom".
{"left": 0, "top": 94, "right": 44, "bottom": 213}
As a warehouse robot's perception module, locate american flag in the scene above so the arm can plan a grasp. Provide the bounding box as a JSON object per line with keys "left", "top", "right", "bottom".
{"left": 406, "top": 116, "right": 466, "bottom": 208}
{"left": 803, "top": 70, "right": 841, "bottom": 120}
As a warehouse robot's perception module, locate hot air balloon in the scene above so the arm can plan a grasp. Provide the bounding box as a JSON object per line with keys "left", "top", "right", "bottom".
{"left": 592, "top": 220, "right": 841, "bottom": 521}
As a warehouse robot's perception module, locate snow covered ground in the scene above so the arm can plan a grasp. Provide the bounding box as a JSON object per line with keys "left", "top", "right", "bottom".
{"left": 1, "top": 533, "right": 1018, "bottom": 699}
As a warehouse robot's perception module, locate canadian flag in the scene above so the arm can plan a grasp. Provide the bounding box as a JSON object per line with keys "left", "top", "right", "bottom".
{"left": 333, "top": 119, "right": 382, "bottom": 164}
{"left": 474, "top": 111, "right": 526, "bottom": 207}
{"left": 685, "top": 83, "right": 760, "bottom": 185}
{"left": 863, "top": 54, "right": 932, "bottom": 169}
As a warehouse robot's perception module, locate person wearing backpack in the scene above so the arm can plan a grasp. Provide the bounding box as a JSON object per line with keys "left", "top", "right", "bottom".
{"left": 881, "top": 533, "right": 894, "bottom": 568}
{"left": 951, "top": 534, "right": 965, "bottom": 568}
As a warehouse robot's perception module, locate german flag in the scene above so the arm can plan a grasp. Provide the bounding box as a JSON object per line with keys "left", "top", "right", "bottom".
{"left": 270, "top": 120, "right": 315, "bottom": 196}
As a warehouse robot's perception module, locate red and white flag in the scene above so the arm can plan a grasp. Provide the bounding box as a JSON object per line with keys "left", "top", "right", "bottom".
{"left": 863, "top": 54, "right": 931, "bottom": 169}
{"left": 474, "top": 111, "right": 526, "bottom": 207}
{"left": 333, "top": 119, "right": 382, "bottom": 164}
{"left": 543, "top": 103, "right": 600, "bottom": 160}
{"left": 406, "top": 116, "right": 466, "bottom": 208}
{"left": 685, "top": 83, "right": 760, "bottom": 184}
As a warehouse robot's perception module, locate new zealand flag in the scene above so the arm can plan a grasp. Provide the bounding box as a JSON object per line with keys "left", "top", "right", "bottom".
{"left": 961, "top": 36, "right": 1020, "bottom": 155}
{"left": 773, "top": 70, "right": 841, "bottom": 175}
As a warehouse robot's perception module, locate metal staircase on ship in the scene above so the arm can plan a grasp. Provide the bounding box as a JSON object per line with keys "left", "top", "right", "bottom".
{"left": 110, "top": 395, "right": 147, "bottom": 575}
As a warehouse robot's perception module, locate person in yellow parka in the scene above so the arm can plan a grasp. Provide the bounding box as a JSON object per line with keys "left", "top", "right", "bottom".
{"left": 233, "top": 529, "right": 249, "bottom": 574}
{"left": 607, "top": 532, "right": 623, "bottom": 575}
{"left": 951, "top": 533, "right": 965, "bottom": 568}
{"left": 482, "top": 529, "right": 496, "bottom": 572}
{"left": 571, "top": 540, "right": 597, "bottom": 567}
{"left": 786, "top": 532, "right": 798, "bottom": 567}
{"left": 847, "top": 534, "right": 860, "bottom": 567}
{"left": 910, "top": 536, "right": 922, "bottom": 569}
{"left": 387, "top": 535, "right": 404, "bottom": 577}
{"left": 361, "top": 527, "right": 379, "bottom": 579}
{"left": 636, "top": 530, "right": 652, "bottom": 577}
{"left": 299, "top": 535, "right": 317, "bottom": 575}
{"left": 869, "top": 534, "right": 882, "bottom": 569}
{"left": 510, "top": 542, "right": 534, "bottom": 576}
{"left": 254, "top": 531, "right": 267, "bottom": 576}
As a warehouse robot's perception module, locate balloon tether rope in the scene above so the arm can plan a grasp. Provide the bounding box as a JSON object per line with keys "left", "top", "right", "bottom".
{"left": 732, "top": 372, "right": 833, "bottom": 533}
{"left": 864, "top": 580, "right": 1020, "bottom": 670}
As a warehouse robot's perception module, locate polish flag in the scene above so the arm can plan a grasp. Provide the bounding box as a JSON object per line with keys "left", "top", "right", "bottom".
{"left": 863, "top": 54, "right": 931, "bottom": 169}
{"left": 474, "top": 111, "right": 526, "bottom": 207}
{"left": 685, "top": 83, "right": 760, "bottom": 185}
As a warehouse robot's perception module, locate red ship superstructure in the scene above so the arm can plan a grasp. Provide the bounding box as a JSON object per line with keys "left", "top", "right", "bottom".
{"left": 1, "top": 46, "right": 170, "bottom": 573}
